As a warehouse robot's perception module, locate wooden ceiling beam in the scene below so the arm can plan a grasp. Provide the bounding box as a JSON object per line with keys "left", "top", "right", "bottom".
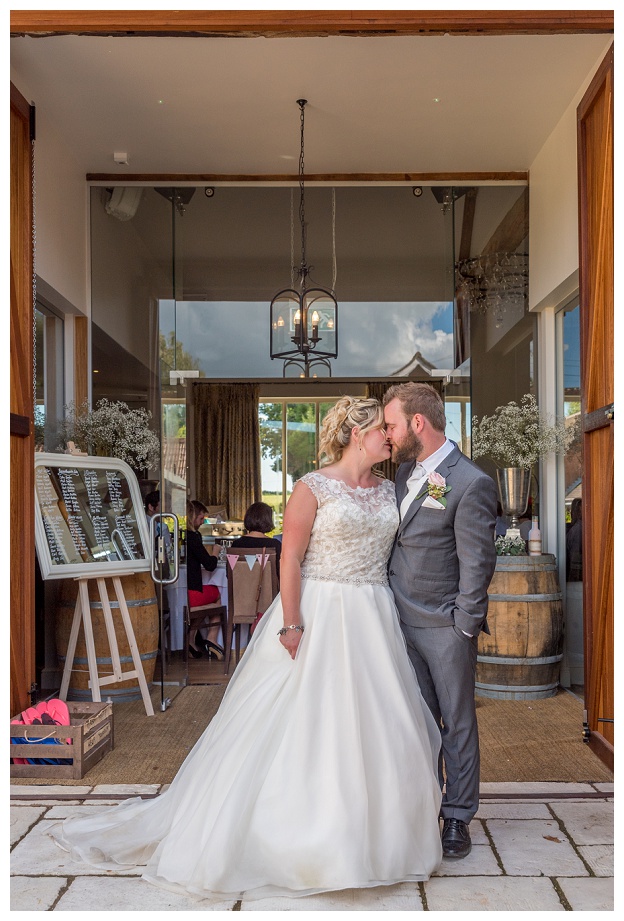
{"left": 86, "top": 172, "right": 528, "bottom": 184}
{"left": 10, "top": 11, "right": 614, "bottom": 37}
{"left": 482, "top": 188, "right": 530, "bottom": 255}
{"left": 459, "top": 189, "right": 478, "bottom": 263}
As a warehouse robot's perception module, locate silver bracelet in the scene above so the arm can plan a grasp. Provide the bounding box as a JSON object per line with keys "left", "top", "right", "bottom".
{"left": 277, "top": 624, "right": 305, "bottom": 636}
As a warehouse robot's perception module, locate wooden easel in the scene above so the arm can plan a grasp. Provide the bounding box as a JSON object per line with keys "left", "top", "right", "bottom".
{"left": 59, "top": 572, "right": 155, "bottom": 717}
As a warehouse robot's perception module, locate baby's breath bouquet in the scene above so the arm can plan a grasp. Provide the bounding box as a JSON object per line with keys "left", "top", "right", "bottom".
{"left": 495, "top": 534, "right": 527, "bottom": 556}
{"left": 58, "top": 399, "right": 160, "bottom": 472}
{"left": 471, "top": 394, "right": 576, "bottom": 469}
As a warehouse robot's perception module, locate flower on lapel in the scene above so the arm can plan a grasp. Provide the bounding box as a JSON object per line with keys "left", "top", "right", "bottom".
{"left": 417, "top": 471, "right": 451, "bottom": 507}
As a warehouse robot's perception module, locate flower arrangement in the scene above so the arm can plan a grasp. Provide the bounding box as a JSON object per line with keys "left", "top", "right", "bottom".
{"left": 58, "top": 399, "right": 160, "bottom": 472}
{"left": 417, "top": 472, "right": 451, "bottom": 508}
{"left": 495, "top": 534, "right": 527, "bottom": 556}
{"left": 471, "top": 393, "right": 577, "bottom": 469}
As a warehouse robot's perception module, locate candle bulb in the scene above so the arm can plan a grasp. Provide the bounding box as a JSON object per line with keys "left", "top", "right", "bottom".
{"left": 311, "top": 310, "right": 320, "bottom": 339}
{"left": 293, "top": 309, "right": 301, "bottom": 341}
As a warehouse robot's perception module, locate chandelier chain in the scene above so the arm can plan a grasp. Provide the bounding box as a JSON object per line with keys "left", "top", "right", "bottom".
{"left": 331, "top": 188, "right": 337, "bottom": 293}
{"left": 290, "top": 188, "right": 295, "bottom": 287}
{"left": 298, "top": 99, "right": 307, "bottom": 276}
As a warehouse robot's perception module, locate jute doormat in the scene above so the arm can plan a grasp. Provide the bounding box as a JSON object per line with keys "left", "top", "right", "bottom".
{"left": 12, "top": 686, "right": 612, "bottom": 786}
{"left": 477, "top": 688, "right": 612, "bottom": 783}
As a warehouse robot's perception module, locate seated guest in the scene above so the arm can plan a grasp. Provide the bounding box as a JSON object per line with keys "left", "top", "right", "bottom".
{"left": 231, "top": 501, "right": 281, "bottom": 579}
{"left": 187, "top": 499, "right": 223, "bottom": 660}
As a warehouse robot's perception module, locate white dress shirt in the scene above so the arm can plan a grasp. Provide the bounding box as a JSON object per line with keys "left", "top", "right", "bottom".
{"left": 399, "top": 438, "right": 455, "bottom": 520}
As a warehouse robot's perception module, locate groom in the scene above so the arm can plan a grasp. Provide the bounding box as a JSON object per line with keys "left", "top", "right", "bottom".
{"left": 383, "top": 382, "right": 497, "bottom": 859}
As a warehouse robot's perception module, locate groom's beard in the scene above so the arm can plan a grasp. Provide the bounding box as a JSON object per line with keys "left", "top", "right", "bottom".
{"left": 392, "top": 428, "right": 423, "bottom": 465}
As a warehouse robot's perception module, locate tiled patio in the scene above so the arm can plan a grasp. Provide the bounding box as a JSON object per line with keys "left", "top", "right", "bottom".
{"left": 11, "top": 781, "right": 613, "bottom": 911}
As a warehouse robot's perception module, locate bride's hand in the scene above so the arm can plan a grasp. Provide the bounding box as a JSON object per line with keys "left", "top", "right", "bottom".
{"left": 280, "top": 629, "right": 303, "bottom": 659}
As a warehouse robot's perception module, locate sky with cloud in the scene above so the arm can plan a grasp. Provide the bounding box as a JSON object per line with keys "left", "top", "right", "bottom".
{"left": 165, "top": 299, "right": 454, "bottom": 378}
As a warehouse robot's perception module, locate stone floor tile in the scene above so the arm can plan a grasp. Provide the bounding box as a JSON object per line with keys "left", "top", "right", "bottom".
{"left": 11, "top": 805, "right": 48, "bottom": 845}
{"left": 557, "top": 876, "right": 614, "bottom": 911}
{"left": 53, "top": 876, "right": 235, "bottom": 911}
{"left": 487, "top": 819, "right": 588, "bottom": 877}
{"left": 592, "top": 783, "right": 614, "bottom": 794}
{"left": 577, "top": 844, "right": 614, "bottom": 877}
{"left": 10, "top": 798, "right": 86, "bottom": 807}
{"left": 424, "top": 875, "right": 564, "bottom": 911}
{"left": 476, "top": 802, "right": 551, "bottom": 820}
{"left": 480, "top": 782, "right": 594, "bottom": 797}
{"left": 549, "top": 801, "right": 613, "bottom": 845}
{"left": 463, "top": 820, "right": 488, "bottom": 845}
{"left": 91, "top": 783, "right": 161, "bottom": 796}
{"left": 10, "top": 820, "right": 141, "bottom": 877}
{"left": 10, "top": 784, "right": 92, "bottom": 798}
{"left": 242, "top": 882, "right": 423, "bottom": 911}
{"left": 45, "top": 803, "right": 126, "bottom": 820}
{"left": 11, "top": 875, "right": 68, "bottom": 911}
{"left": 433, "top": 845, "right": 501, "bottom": 877}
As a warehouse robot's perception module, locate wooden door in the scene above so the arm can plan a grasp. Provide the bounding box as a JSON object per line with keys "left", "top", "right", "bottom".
{"left": 10, "top": 83, "right": 36, "bottom": 716}
{"left": 577, "top": 46, "right": 614, "bottom": 769}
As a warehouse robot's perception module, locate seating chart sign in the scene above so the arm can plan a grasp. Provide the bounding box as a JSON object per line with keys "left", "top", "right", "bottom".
{"left": 34, "top": 453, "right": 151, "bottom": 579}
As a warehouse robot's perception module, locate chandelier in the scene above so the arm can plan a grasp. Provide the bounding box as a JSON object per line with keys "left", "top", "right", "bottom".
{"left": 456, "top": 252, "right": 528, "bottom": 327}
{"left": 270, "top": 100, "right": 338, "bottom": 378}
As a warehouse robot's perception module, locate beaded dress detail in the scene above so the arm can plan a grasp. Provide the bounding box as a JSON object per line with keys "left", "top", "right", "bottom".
{"left": 51, "top": 472, "right": 442, "bottom": 901}
{"left": 299, "top": 471, "right": 398, "bottom": 585}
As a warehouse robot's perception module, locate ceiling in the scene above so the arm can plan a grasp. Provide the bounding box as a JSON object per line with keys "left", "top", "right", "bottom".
{"left": 10, "top": 32, "right": 612, "bottom": 176}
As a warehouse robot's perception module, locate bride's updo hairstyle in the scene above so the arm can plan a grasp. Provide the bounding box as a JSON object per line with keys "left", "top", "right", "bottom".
{"left": 318, "top": 396, "right": 384, "bottom": 466}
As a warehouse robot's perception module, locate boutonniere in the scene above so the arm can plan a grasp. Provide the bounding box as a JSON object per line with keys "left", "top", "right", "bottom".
{"left": 416, "top": 472, "right": 451, "bottom": 507}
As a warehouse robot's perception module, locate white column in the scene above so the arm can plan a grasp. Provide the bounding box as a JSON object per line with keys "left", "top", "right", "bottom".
{"left": 536, "top": 306, "right": 558, "bottom": 556}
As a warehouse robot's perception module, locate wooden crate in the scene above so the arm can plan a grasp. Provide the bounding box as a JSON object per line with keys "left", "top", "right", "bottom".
{"left": 10, "top": 701, "right": 114, "bottom": 780}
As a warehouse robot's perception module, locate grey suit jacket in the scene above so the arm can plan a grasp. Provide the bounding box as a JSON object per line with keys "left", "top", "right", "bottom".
{"left": 388, "top": 445, "right": 497, "bottom": 637}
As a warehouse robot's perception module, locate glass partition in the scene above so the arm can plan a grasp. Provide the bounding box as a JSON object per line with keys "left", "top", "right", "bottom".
{"left": 557, "top": 300, "right": 583, "bottom": 688}
{"left": 88, "top": 180, "right": 535, "bottom": 696}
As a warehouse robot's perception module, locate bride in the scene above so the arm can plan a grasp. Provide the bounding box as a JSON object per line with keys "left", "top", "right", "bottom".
{"left": 51, "top": 396, "right": 443, "bottom": 900}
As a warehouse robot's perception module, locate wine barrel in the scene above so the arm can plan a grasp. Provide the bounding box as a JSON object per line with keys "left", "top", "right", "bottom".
{"left": 476, "top": 554, "right": 563, "bottom": 700}
{"left": 56, "top": 572, "right": 160, "bottom": 703}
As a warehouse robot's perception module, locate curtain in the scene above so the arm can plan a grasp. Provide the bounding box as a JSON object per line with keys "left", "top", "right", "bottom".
{"left": 192, "top": 383, "right": 261, "bottom": 521}
{"left": 365, "top": 382, "right": 396, "bottom": 482}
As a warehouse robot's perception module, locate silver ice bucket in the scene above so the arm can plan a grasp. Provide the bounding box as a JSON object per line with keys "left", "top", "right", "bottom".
{"left": 496, "top": 467, "right": 531, "bottom": 529}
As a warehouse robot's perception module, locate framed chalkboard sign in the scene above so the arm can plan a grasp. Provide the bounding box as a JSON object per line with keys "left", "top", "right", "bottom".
{"left": 34, "top": 453, "right": 151, "bottom": 580}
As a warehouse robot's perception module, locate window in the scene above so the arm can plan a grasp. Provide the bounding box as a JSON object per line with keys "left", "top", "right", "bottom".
{"left": 35, "top": 302, "right": 65, "bottom": 451}
{"left": 259, "top": 401, "right": 334, "bottom": 529}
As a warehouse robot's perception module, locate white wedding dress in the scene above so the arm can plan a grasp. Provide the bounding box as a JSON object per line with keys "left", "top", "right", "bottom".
{"left": 51, "top": 472, "right": 443, "bottom": 900}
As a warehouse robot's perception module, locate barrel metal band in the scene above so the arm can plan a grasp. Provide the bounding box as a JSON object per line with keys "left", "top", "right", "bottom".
{"left": 476, "top": 680, "right": 559, "bottom": 692}
{"left": 60, "top": 597, "right": 157, "bottom": 610}
{"left": 477, "top": 653, "right": 563, "bottom": 665}
{"left": 488, "top": 592, "right": 562, "bottom": 602}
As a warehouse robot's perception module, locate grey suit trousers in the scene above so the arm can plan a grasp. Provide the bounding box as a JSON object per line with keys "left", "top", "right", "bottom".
{"left": 401, "top": 621, "right": 479, "bottom": 823}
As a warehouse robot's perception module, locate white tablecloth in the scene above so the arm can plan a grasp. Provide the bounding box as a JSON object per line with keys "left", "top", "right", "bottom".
{"left": 166, "top": 563, "right": 228, "bottom": 651}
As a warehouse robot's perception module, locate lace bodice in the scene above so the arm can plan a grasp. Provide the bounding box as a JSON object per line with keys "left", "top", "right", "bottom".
{"left": 298, "top": 471, "right": 399, "bottom": 585}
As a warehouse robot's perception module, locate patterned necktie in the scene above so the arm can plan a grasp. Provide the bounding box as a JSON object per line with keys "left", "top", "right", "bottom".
{"left": 400, "top": 463, "right": 426, "bottom": 520}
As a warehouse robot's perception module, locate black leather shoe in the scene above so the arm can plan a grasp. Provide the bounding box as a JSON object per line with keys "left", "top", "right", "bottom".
{"left": 188, "top": 645, "right": 203, "bottom": 659}
{"left": 442, "top": 818, "right": 471, "bottom": 858}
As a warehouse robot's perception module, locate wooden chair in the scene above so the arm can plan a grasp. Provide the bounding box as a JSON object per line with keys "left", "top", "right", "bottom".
{"left": 223, "top": 548, "right": 279, "bottom": 674}
{"left": 186, "top": 591, "right": 227, "bottom": 661}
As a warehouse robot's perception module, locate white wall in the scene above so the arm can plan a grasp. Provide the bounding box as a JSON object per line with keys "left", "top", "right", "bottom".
{"left": 529, "top": 38, "right": 612, "bottom": 313}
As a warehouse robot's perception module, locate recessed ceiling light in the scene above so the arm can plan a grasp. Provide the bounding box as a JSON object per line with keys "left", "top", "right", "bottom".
{"left": 433, "top": 98, "right": 441, "bottom": 103}
{"left": 280, "top": 154, "right": 296, "bottom": 160}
